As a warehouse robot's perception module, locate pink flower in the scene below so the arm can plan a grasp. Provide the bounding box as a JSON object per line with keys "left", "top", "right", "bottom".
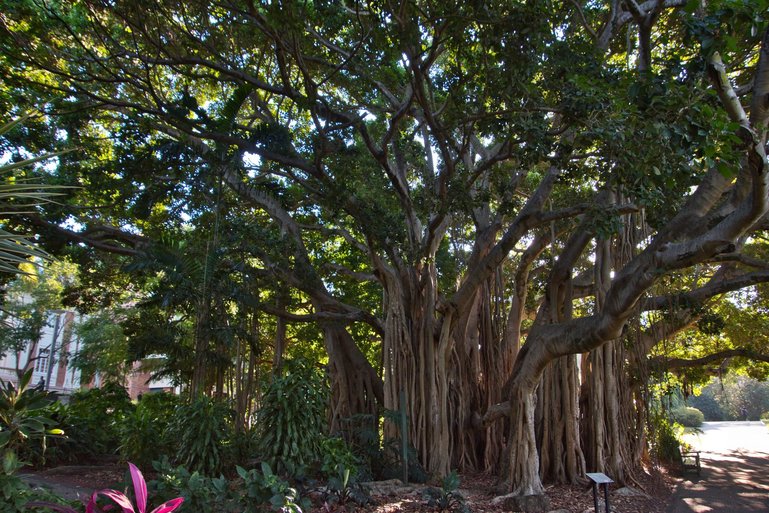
{"left": 27, "top": 462, "right": 184, "bottom": 513}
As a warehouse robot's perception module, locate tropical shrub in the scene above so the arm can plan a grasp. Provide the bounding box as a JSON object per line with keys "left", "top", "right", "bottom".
{"left": 652, "top": 418, "right": 684, "bottom": 464}
{"left": 59, "top": 383, "right": 134, "bottom": 459}
{"left": 0, "top": 373, "right": 69, "bottom": 511}
{"left": 336, "top": 412, "right": 427, "bottom": 482}
{"left": 29, "top": 402, "right": 71, "bottom": 467}
{"left": 136, "top": 392, "right": 180, "bottom": 422}
{"left": 256, "top": 360, "right": 327, "bottom": 475}
{"left": 165, "top": 396, "right": 232, "bottom": 476}
{"left": 0, "top": 449, "right": 74, "bottom": 513}
{"left": 380, "top": 435, "right": 428, "bottom": 483}
{"left": 336, "top": 414, "right": 397, "bottom": 481}
{"left": 150, "top": 459, "right": 307, "bottom": 513}
{"left": 236, "top": 462, "right": 309, "bottom": 513}
{"left": 228, "top": 428, "right": 259, "bottom": 471}
{"left": 671, "top": 406, "right": 704, "bottom": 428}
{"left": 150, "top": 459, "right": 232, "bottom": 513}
{"left": 422, "top": 471, "right": 470, "bottom": 513}
{"left": 119, "top": 393, "right": 180, "bottom": 467}
{"left": 0, "top": 370, "right": 62, "bottom": 466}
{"left": 319, "top": 437, "right": 359, "bottom": 481}
{"left": 1, "top": 450, "right": 31, "bottom": 513}
{"left": 322, "top": 464, "right": 370, "bottom": 510}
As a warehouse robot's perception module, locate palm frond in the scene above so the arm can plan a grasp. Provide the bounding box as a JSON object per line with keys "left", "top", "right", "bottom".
{"left": 0, "top": 232, "right": 51, "bottom": 273}
{"left": 0, "top": 111, "right": 38, "bottom": 136}
{"left": 0, "top": 150, "right": 74, "bottom": 175}
{"left": 0, "top": 112, "right": 77, "bottom": 274}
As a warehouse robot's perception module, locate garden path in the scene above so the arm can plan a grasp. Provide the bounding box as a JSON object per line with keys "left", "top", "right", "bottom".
{"left": 666, "top": 421, "right": 769, "bottom": 512}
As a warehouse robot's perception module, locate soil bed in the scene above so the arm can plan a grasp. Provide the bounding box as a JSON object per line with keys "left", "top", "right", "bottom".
{"left": 24, "top": 464, "right": 674, "bottom": 512}
{"left": 27, "top": 465, "right": 128, "bottom": 490}
{"left": 342, "top": 470, "right": 673, "bottom": 513}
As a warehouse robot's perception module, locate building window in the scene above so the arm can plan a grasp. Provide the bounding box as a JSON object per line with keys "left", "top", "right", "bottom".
{"left": 34, "top": 348, "right": 49, "bottom": 374}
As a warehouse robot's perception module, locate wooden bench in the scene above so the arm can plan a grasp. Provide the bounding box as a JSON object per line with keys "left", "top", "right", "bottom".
{"left": 680, "top": 449, "right": 701, "bottom": 475}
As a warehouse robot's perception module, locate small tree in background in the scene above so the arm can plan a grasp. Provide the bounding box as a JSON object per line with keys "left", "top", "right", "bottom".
{"left": 72, "top": 308, "right": 132, "bottom": 385}
{"left": 689, "top": 376, "right": 769, "bottom": 421}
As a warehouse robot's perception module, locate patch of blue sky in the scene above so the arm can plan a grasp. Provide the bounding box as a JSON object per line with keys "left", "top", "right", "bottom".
{"left": 359, "top": 109, "right": 376, "bottom": 122}
{"left": 243, "top": 151, "right": 262, "bottom": 176}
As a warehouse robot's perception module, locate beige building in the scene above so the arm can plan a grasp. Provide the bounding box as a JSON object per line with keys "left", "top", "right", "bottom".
{"left": 0, "top": 310, "right": 83, "bottom": 395}
{"left": 0, "top": 309, "right": 176, "bottom": 400}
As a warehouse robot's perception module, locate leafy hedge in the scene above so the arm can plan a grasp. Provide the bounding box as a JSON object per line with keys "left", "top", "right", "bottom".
{"left": 671, "top": 406, "right": 704, "bottom": 427}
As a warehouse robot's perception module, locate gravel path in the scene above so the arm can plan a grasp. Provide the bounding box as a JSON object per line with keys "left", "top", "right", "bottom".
{"left": 666, "top": 421, "right": 769, "bottom": 512}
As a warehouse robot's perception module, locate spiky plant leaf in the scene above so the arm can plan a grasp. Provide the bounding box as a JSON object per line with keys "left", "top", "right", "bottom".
{"left": 0, "top": 112, "right": 76, "bottom": 274}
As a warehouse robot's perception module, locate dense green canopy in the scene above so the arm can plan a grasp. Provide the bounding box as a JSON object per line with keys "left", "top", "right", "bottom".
{"left": 2, "top": 0, "right": 769, "bottom": 496}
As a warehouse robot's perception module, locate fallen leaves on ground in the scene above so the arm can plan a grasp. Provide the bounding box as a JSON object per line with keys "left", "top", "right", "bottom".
{"left": 313, "top": 469, "right": 674, "bottom": 513}
{"left": 31, "top": 464, "right": 674, "bottom": 513}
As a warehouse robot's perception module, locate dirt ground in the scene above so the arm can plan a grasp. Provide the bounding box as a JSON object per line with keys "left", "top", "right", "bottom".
{"left": 356, "top": 470, "right": 673, "bottom": 513}
{"left": 23, "top": 422, "right": 769, "bottom": 512}
{"left": 23, "top": 464, "right": 674, "bottom": 512}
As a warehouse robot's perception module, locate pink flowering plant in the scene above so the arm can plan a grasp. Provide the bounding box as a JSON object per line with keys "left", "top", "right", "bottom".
{"left": 26, "top": 462, "right": 184, "bottom": 513}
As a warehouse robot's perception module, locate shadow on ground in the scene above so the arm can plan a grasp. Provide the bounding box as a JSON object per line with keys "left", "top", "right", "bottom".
{"left": 667, "top": 450, "right": 769, "bottom": 512}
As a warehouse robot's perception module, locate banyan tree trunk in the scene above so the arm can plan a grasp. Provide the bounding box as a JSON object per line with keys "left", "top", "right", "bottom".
{"left": 324, "top": 321, "right": 382, "bottom": 434}
{"left": 581, "top": 234, "right": 624, "bottom": 479}
{"left": 535, "top": 226, "right": 588, "bottom": 484}
{"left": 503, "top": 372, "right": 545, "bottom": 496}
{"left": 581, "top": 341, "right": 623, "bottom": 480}
{"left": 581, "top": 213, "right": 647, "bottom": 483}
{"left": 452, "top": 269, "right": 514, "bottom": 472}
{"left": 381, "top": 261, "right": 454, "bottom": 476}
{"left": 581, "top": 336, "right": 648, "bottom": 482}
{"left": 537, "top": 354, "right": 585, "bottom": 483}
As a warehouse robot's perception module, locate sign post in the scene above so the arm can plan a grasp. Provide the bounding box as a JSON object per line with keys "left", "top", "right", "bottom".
{"left": 586, "top": 472, "right": 613, "bottom": 512}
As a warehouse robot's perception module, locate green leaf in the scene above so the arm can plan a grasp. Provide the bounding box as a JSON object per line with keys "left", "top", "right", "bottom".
{"left": 684, "top": 0, "right": 700, "bottom": 13}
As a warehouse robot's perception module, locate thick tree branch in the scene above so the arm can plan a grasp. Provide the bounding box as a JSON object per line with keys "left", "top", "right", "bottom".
{"left": 259, "top": 303, "right": 384, "bottom": 335}
{"left": 750, "top": 27, "right": 769, "bottom": 133}
{"left": 568, "top": 0, "right": 597, "bottom": 41}
{"left": 651, "top": 348, "right": 769, "bottom": 371}
{"left": 22, "top": 215, "right": 148, "bottom": 256}
{"left": 642, "top": 269, "right": 769, "bottom": 312}
{"left": 449, "top": 166, "right": 561, "bottom": 315}
{"left": 708, "top": 52, "right": 751, "bottom": 131}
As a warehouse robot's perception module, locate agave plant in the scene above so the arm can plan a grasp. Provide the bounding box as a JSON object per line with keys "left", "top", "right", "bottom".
{"left": 27, "top": 462, "right": 184, "bottom": 513}
{"left": 0, "top": 112, "right": 71, "bottom": 274}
